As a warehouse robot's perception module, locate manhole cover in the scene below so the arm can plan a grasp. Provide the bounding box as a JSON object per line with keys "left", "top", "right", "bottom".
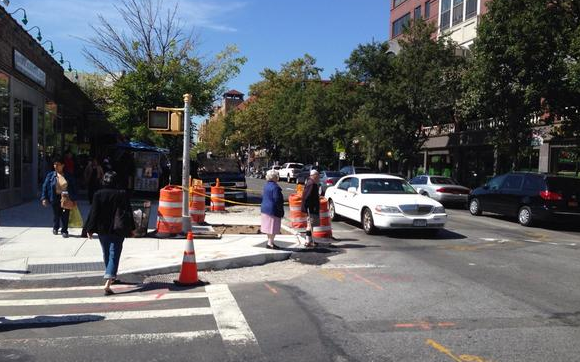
{"left": 28, "top": 262, "right": 105, "bottom": 274}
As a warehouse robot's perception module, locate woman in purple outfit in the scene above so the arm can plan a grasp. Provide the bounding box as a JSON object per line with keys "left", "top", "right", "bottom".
{"left": 260, "top": 169, "right": 284, "bottom": 249}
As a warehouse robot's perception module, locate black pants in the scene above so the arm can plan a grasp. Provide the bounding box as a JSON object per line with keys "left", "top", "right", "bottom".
{"left": 51, "top": 196, "right": 70, "bottom": 233}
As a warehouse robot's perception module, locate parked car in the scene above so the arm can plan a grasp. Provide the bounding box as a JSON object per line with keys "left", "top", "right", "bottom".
{"left": 468, "top": 172, "right": 580, "bottom": 226}
{"left": 325, "top": 174, "right": 447, "bottom": 234}
{"left": 296, "top": 164, "right": 324, "bottom": 184}
{"left": 278, "top": 162, "right": 304, "bottom": 183}
{"left": 409, "top": 175, "right": 470, "bottom": 205}
{"left": 319, "top": 171, "right": 345, "bottom": 196}
{"left": 339, "top": 165, "right": 373, "bottom": 175}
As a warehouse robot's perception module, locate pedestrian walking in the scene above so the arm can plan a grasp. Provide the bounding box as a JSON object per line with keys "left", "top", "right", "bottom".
{"left": 260, "top": 169, "right": 284, "bottom": 249}
{"left": 301, "top": 169, "right": 320, "bottom": 248}
{"left": 84, "top": 157, "right": 104, "bottom": 204}
{"left": 85, "top": 171, "right": 136, "bottom": 296}
{"left": 41, "top": 156, "right": 77, "bottom": 238}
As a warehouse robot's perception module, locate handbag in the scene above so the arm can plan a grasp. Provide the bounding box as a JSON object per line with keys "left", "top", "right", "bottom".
{"left": 60, "top": 194, "right": 77, "bottom": 210}
{"left": 113, "top": 192, "right": 135, "bottom": 237}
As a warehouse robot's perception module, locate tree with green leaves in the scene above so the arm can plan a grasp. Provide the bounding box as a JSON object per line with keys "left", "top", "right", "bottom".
{"left": 83, "top": 0, "right": 245, "bottom": 179}
{"left": 462, "top": 0, "right": 575, "bottom": 172}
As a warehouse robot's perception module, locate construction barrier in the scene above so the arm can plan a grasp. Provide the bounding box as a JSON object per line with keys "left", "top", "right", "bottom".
{"left": 174, "top": 231, "right": 201, "bottom": 286}
{"left": 289, "top": 193, "right": 307, "bottom": 232}
{"left": 189, "top": 184, "right": 206, "bottom": 224}
{"left": 313, "top": 197, "right": 332, "bottom": 242}
{"left": 210, "top": 178, "right": 226, "bottom": 212}
{"left": 156, "top": 185, "right": 183, "bottom": 234}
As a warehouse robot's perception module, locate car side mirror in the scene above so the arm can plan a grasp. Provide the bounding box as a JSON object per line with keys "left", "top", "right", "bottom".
{"left": 347, "top": 187, "right": 357, "bottom": 194}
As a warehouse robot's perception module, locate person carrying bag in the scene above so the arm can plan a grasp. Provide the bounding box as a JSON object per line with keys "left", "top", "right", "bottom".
{"left": 86, "top": 171, "right": 135, "bottom": 296}
{"left": 41, "top": 156, "right": 77, "bottom": 238}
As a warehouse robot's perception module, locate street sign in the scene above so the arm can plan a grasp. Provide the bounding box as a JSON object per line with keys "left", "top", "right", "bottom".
{"left": 339, "top": 152, "right": 346, "bottom": 160}
{"left": 334, "top": 140, "right": 346, "bottom": 153}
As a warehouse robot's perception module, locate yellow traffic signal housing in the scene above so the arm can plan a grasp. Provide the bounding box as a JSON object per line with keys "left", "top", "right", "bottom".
{"left": 170, "top": 112, "right": 183, "bottom": 132}
{"left": 148, "top": 110, "right": 170, "bottom": 131}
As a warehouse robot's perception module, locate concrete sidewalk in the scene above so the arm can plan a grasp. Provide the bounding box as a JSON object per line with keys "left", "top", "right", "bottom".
{"left": 0, "top": 200, "right": 300, "bottom": 281}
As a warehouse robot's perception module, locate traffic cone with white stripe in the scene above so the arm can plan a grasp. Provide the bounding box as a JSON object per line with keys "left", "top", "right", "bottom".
{"left": 174, "top": 232, "right": 202, "bottom": 286}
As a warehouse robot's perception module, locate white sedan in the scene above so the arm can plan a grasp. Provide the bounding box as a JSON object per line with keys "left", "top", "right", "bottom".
{"left": 325, "top": 174, "right": 447, "bottom": 235}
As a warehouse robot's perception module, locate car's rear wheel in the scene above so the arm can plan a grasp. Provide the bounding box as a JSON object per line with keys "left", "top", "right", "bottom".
{"left": 518, "top": 206, "right": 533, "bottom": 226}
{"left": 469, "top": 198, "right": 482, "bottom": 216}
{"left": 362, "top": 208, "right": 376, "bottom": 235}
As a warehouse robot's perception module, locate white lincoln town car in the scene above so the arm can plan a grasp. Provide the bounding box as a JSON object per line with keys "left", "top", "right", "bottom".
{"left": 324, "top": 174, "right": 447, "bottom": 234}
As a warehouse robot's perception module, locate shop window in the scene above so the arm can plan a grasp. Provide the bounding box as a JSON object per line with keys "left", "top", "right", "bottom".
{"left": 0, "top": 72, "right": 9, "bottom": 190}
{"left": 13, "top": 99, "right": 22, "bottom": 188}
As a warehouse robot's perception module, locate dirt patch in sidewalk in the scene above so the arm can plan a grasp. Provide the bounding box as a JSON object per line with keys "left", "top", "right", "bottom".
{"left": 216, "top": 225, "right": 292, "bottom": 235}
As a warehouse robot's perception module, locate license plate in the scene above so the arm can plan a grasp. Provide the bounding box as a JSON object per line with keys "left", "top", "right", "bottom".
{"left": 413, "top": 219, "right": 427, "bottom": 227}
{"left": 569, "top": 201, "right": 578, "bottom": 207}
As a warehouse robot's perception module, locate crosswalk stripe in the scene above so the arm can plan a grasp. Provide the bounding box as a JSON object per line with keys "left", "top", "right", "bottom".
{"left": 0, "top": 331, "right": 220, "bottom": 347}
{"left": 206, "top": 284, "right": 258, "bottom": 346}
{"left": 0, "top": 292, "right": 208, "bottom": 306}
{"left": 0, "top": 285, "right": 138, "bottom": 293}
{"left": 0, "top": 307, "right": 213, "bottom": 324}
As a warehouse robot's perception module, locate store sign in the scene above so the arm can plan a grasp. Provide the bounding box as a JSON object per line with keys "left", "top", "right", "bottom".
{"left": 13, "top": 50, "right": 46, "bottom": 87}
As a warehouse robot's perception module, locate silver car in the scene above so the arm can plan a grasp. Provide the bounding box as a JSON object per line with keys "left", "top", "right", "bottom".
{"left": 409, "top": 175, "right": 470, "bottom": 204}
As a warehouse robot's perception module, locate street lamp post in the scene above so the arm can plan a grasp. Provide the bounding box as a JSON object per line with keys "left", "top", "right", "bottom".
{"left": 181, "top": 94, "right": 192, "bottom": 234}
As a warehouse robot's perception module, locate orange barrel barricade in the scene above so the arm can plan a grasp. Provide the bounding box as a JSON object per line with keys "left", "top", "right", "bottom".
{"left": 210, "top": 179, "right": 226, "bottom": 212}
{"left": 189, "top": 185, "right": 206, "bottom": 224}
{"left": 313, "top": 197, "right": 332, "bottom": 242}
{"left": 156, "top": 185, "right": 183, "bottom": 234}
{"left": 289, "top": 193, "right": 307, "bottom": 232}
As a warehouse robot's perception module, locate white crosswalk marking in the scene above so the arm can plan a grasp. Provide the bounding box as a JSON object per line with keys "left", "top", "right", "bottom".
{"left": 0, "top": 291, "right": 208, "bottom": 306}
{"left": 0, "top": 307, "right": 213, "bottom": 324}
{"left": 0, "top": 283, "right": 262, "bottom": 359}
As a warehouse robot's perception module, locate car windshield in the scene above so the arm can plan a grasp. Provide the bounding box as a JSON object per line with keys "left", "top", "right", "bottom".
{"left": 431, "top": 177, "right": 458, "bottom": 185}
{"left": 288, "top": 163, "right": 303, "bottom": 169}
{"left": 361, "top": 178, "right": 417, "bottom": 194}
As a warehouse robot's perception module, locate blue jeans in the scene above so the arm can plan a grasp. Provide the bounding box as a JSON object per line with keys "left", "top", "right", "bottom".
{"left": 99, "top": 234, "right": 124, "bottom": 279}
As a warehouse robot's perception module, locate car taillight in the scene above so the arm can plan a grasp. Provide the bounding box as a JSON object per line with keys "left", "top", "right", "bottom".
{"left": 325, "top": 179, "right": 334, "bottom": 185}
{"left": 436, "top": 188, "right": 453, "bottom": 193}
{"left": 540, "top": 191, "right": 563, "bottom": 201}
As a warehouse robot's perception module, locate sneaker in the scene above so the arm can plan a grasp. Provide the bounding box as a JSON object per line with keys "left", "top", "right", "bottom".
{"left": 62, "top": 232, "right": 69, "bottom": 238}
{"left": 52, "top": 229, "right": 58, "bottom": 235}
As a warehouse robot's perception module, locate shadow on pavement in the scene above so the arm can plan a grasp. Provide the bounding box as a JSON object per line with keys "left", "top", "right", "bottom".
{"left": 381, "top": 229, "right": 467, "bottom": 240}
{"left": 483, "top": 214, "right": 580, "bottom": 232}
{"left": 0, "top": 315, "right": 105, "bottom": 332}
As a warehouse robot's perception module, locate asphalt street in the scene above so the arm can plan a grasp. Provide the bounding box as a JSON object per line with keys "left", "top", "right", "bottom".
{"left": 2, "top": 177, "right": 580, "bottom": 361}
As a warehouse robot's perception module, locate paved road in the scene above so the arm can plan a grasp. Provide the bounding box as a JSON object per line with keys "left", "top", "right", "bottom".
{"left": 2, "top": 177, "right": 580, "bottom": 361}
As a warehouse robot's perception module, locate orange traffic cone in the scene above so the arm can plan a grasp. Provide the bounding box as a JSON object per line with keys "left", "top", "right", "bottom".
{"left": 174, "top": 232, "right": 202, "bottom": 286}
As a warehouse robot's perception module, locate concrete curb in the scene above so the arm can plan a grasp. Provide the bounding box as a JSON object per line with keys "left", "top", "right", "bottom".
{"left": 3, "top": 250, "right": 292, "bottom": 281}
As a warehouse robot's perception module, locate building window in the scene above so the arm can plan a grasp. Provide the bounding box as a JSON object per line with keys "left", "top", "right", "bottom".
{"left": 440, "top": 0, "right": 451, "bottom": 29}
{"left": 0, "top": 72, "right": 9, "bottom": 190}
{"left": 452, "top": 0, "right": 464, "bottom": 26}
{"left": 392, "top": 12, "right": 411, "bottom": 37}
{"left": 465, "top": 0, "right": 477, "bottom": 19}
{"left": 393, "top": 0, "right": 406, "bottom": 8}
{"left": 414, "top": 5, "right": 422, "bottom": 19}
{"left": 13, "top": 99, "right": 21, "bottom": 188}
{"left": 425, "top": 1, "right": 431, "bottom": 18}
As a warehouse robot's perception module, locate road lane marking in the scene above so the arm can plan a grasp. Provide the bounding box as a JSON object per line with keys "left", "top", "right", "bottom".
{"left": 0, "top": 307, "right": 213, "bottom": 325}
{"left": 426, "top": 339, "right": 493, "bottom": 362}
{"left": 319, "top": 269, "right": 346, "bottom": 282}
{"left": 322, "top": 264, "right": 386, "bottom": 269}
{"left": 0, "top": 331, "right": 220, "bottom": 347}
{"left": 206, "top": 284, "right": 258, "bottom": 346}
{"left": 264, "top": 283, "right": 278, "bottom": 295}
{"left": 0, "top": 292, "right": 208, "bottom": 306}
{"left": 347, "top": 271, "right": 383, "bottom": 290}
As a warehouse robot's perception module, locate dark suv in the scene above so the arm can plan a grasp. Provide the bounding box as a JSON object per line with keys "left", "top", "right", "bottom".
{"left": 468, "top": 172, "right": 580, "bottom": 226}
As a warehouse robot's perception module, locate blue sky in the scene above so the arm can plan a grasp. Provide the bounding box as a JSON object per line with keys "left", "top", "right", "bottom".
{"left": 4, "top": 0, "right": 388, "bottom": 97}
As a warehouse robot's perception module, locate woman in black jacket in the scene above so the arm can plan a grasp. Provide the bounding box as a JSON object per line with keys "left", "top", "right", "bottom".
{"left": 86, "top": 171, "right": 135, "bottom": 295}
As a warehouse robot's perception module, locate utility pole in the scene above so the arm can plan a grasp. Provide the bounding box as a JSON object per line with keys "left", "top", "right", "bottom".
{"left": 182, "top": 94, "right": 192, "bottom": 234}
